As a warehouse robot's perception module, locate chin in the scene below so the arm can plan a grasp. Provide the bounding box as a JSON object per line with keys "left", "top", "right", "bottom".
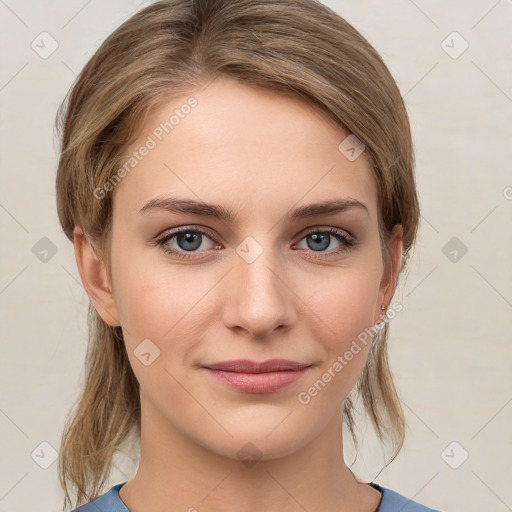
{"left": 201, "top": 407, "right": 318, "bottom": 463}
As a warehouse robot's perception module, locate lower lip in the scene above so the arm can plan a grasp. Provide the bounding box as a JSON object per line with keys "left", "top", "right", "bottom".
{"left": 202, "top": 367, "right": 310, "bottom": 393}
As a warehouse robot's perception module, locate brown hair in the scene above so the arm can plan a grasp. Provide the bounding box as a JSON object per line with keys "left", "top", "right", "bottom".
{"left": 55, "top": 0, "right": 419, "bottom": 508}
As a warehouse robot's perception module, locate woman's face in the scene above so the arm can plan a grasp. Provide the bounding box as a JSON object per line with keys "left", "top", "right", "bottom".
{"left": 88, "top": 75, "right": 401, "bottom": 461}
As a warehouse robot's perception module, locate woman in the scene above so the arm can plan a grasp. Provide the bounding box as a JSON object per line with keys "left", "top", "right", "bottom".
{"left": 55, "top": 1, "right": 442, "bottom": 510}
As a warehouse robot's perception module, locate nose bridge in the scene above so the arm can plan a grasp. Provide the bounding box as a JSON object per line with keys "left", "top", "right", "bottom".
{"left": 225, "top": 234, "right": 296, "bottom": 338}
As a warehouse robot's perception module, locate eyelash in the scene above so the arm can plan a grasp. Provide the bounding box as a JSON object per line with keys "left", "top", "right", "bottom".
{"left": 153, "top": 226, "right": 358, "bottom": 260}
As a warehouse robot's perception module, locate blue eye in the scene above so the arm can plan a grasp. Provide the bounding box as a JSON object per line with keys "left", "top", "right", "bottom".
{"left": 298, "top": 227, "right": 357, "bottom": 255}
{"left": 155, "top": 227, "right": 218, "bottom": 259}
{"left": 154, "top": 226, "right": 358, "bottom": 260}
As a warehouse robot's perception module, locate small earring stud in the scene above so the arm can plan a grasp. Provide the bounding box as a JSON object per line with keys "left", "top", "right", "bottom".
{"left": 380, "top": 304, "right": 386, "bottom": 310}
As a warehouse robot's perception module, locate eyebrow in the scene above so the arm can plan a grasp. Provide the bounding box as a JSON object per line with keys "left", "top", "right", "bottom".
{"left": 138, "top": 196, "right": 369, "bottom": 221}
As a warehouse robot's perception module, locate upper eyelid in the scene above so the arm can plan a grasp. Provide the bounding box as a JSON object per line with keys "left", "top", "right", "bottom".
{"left": 156, "top": 225, "right": 216, "bottom": 239}
{"left": 302, "top": 226, "right": 354, "bottom": 239}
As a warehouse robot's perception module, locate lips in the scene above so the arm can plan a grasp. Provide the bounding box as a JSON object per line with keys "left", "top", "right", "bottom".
{"left": 201, "top": 359, "right": 312, "bottom": 393}
{"left": 203, "top": 359, "right": 310, "bottom": 373}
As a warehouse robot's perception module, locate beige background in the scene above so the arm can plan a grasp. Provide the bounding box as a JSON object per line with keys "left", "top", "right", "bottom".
{"left": 1, "top": 1, "right": 511, "bottom": 511}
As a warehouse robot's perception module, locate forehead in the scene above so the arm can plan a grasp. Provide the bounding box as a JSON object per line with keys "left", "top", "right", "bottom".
{"left": 113, "top": 76, "right": 378, "bottom": 224}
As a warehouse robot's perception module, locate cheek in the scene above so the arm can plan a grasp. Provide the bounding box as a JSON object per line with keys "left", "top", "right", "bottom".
{"left": 302, "top": 262, "right": 382, "bottom": 346}
{"left": 295, "top": 260, "right": 383, "bottom": 394}
{"left": 111, "top": 247, "right": 218, "bottom": 358}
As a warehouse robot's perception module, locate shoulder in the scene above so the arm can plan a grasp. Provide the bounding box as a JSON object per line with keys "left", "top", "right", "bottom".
{"left": 70, "top": 480, "right": 443, "bottom": 512}
{"left": 372, "top": 482, "right": 443, "bottom": 512}
{"left": 71, "top": 482, "right": 128, "bottom": 512}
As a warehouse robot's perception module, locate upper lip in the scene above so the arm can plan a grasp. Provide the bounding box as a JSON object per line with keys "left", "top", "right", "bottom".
{"left": 202, "top": 359, "right": 311, "bottom": 373}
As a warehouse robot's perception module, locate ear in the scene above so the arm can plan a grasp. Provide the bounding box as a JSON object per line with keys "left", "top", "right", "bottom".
{"left": 374, "top": 224, "right": 403, "bottom": 324}
{"left": 73, "top": 225, "right": 121, "bottom": 327}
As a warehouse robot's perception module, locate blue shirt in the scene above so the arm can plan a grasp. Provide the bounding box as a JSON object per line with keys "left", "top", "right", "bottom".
{"left": 72, "top": 481, "right": 442, "bottom": 511}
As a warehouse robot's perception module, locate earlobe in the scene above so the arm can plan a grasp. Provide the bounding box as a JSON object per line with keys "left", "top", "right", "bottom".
{"left": 73, "top": 225, "right": 121, "bottom": 327}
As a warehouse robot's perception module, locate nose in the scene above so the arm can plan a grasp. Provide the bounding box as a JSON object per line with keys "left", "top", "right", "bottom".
{"left": 222, "top": 243, "right": 297, "bottom": 340}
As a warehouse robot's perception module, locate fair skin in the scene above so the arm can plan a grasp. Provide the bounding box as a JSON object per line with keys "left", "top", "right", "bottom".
{"left": 74, "top": 75, "right": 402, "bottom": 512}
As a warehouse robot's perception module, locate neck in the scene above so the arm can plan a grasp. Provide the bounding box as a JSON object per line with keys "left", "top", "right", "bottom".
{"left": 119, "top": 399, "right": 378, "bottom": 512}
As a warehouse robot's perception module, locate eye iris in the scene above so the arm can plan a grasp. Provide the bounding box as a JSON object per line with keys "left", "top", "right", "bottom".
{"left": 177, "top": 232, "right": 202, "bottom": 251}
{"left": 307, "top": 233, "right": 330, "bottom": 251}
